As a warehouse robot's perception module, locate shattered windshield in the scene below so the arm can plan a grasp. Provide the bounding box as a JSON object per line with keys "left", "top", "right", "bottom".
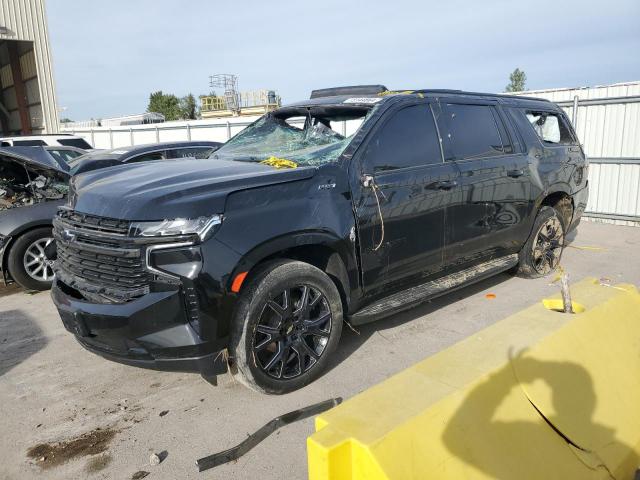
{"left": 212, "top": 106, "right": 373, "bottom": 166}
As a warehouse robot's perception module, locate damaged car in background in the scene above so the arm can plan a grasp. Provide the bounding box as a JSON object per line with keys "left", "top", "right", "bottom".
{"left": 50, "top": 85, "right": 588, "bottom": 394}
{"left": 1, "top": 147, "right": 70, "bottom": 290}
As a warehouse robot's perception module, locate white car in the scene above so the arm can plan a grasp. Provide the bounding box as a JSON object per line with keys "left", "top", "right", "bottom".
{"left": 0, "top": 134, "right": 93, "bottom": 150}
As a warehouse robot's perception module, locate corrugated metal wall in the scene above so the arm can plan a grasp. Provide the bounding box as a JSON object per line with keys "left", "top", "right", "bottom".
{"left": 514, "top": 81, "right": 640, "bottom": 225}
{"left": 0, "top": 0, "right": 59, "bottom": 133}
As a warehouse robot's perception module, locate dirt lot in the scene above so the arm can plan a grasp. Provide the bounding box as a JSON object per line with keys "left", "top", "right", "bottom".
{"left": 1, "top": 220, "right": 639, "bottom": 480}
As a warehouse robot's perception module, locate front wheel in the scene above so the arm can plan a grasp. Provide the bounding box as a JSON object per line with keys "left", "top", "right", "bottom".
{"left": 6, "top": 227, "right": 55, "bottom": 291}
{"left": 229, "top": 260, "right": 343, "bottom": 394}
{"left": 516, "top": 206, "right": 565, "bottom": 278}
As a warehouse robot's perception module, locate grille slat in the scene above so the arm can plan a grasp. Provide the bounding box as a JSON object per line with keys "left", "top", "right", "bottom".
{"left": 54, "top": 211, "right": 151, "bottom": 300}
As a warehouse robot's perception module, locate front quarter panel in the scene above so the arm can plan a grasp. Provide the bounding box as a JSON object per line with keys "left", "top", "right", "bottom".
{"left": 215, "top": 163, "right": 359, "bottom": 298}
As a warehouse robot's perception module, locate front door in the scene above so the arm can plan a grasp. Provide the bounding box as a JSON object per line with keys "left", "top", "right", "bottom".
{"left": 353, "top": 101, "right": 460, "bottom": 297}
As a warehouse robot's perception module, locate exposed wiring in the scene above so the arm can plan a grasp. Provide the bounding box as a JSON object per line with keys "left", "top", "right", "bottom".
{"left": 363, "top": 175, "right": 385, "bottom": 251}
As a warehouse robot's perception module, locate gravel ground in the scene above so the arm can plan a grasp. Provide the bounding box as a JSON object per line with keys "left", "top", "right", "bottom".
{"left": 1, "top": 220, "right": 639, "bottom": 480}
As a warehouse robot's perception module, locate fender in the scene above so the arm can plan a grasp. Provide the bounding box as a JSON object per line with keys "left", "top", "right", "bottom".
{"left": 225, "top": 229, "right": 359, "bottom": 307}
{"left": 521, "top": 182, "right": 573, "bottom": 240}
{"left": 0, "top": 199, "right": 63, "bottom": 281}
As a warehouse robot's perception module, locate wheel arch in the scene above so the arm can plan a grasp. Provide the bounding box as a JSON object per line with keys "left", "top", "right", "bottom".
{"left": 538, "top": 189, "right": 574, "bottom": 229}
{"left": 230, "top": 231, "right": 355, "bottom": 311}
{"left": 1, "top": 222, "right": 54, "bottom": 281}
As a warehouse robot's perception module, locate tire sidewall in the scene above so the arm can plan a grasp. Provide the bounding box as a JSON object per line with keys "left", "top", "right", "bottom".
{"left": 518, "top": 206, "right": 565, "bottom": 278}
{"left": 230, "top": 260, "right": 343, "bottom": 394}
{"left": 6, "top": 227, "right": 54, "bottom": 291}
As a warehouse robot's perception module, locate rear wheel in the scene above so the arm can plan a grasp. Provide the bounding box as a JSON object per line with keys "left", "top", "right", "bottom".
{"left": 229, "top": 260, "right": 343, "bottom": 394}
{"left": 6, "top": 227, "right": 55, "bottom": 291}
{"left": 517, "top": 206, "right": 565, "bottom": 278}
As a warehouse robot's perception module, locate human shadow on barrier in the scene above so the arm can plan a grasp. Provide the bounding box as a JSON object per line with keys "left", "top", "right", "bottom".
{"left": 441, "top": 355, "right": 639, "bottom": 479}
{"left": 0, "top": 309, "right": 47, "bottom": 377}
{"left": 326, "top": 271, "right": 513, "bottom": 374}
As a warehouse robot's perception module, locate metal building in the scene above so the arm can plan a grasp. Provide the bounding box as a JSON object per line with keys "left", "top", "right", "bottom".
{"left": 0, "top": 0, "right": 58, "bottom": 134}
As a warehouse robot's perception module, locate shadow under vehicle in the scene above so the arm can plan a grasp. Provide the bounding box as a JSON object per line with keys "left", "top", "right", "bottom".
{"left": 50, "top": 85, "right": 589, "bottom": 394}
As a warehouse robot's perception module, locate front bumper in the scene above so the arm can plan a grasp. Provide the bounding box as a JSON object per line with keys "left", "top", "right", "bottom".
{"left": 51, "top": 280, "right": 227, "bottom": 375}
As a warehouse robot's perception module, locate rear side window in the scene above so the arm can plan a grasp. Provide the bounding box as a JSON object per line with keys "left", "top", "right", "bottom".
{"left": 439, "top": 103, "right": 509, "bottom": 161}
{"left": 525, "top": 111, "right": 575, "bottom": 145}
{"left": 58, "top": 137, "right": 93, "bottom": 149}
{"left": 127, "top": 151, "right": 166, "bottom": 163}
{"left": 169, "top": 147, "right": 215, "bottom": 159}
{"left": 13, "top": 139, "right": 46, "bottom": 146}
{"left": 365, "top": 104, "right": 442, "bottom": 172}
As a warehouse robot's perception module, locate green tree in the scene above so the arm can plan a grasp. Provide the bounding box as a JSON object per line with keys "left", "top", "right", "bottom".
{"left": 179, "top": 93, "right": 198, "bottom": 120}
{"left": 505, "top": 68, "right": 527, "bottom": 92}
{"left": 147, "top": 91, "right": 182, "bottom": 121}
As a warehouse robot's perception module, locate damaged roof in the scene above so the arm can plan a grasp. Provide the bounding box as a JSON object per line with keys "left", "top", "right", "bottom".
{"left": 286, "top": 86, "right": 553, "bottom": 109}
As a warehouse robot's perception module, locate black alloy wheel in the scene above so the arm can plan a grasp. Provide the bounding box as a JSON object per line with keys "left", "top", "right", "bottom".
{"left": 531, "top": 215, "right": 564, "bottom": 275}
{"left": 253, "top": 285, "right": 332, "bottom": 380}
{"left": 229, "top": 260, "right": 343, "bottom": 394}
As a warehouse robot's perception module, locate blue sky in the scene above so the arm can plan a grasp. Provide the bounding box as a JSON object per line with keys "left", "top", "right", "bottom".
{"left": 47, "top": 0, "right": 640, "bottom": 121}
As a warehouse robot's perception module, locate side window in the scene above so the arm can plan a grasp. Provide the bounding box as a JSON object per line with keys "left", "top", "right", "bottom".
{"left": 127, "top": 151, "right": 166, "bottom": 163}
{"left": 13, "top": 139, "right": 46, "bottom": 146}
{"left": 169, "top": 147, "right": 214, "bottom": 159}
{"left": 58, "top": 138, "right": 93, "bottom": 149}
{"left": 525, "top": 111, "right": 575, "bottom": 145}
{"left": 365, "top": 104, "right": 441, "bottom": 172}
{"left": 439, "top": 103, "right": 507, "bottom": 160}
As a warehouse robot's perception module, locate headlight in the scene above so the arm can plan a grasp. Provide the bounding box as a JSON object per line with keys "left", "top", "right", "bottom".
{"left": 129, "top": 215, "right": 222, "bottom": 241}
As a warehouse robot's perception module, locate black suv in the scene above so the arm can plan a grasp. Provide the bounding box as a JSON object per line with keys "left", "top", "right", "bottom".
{"left": 51, "top": 86, "right": 588, "bottom": 394}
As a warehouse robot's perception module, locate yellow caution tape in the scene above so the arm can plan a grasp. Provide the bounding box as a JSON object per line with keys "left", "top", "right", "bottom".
{"left": 260, "top": 157, "right": 298, "bottom": 169}
{"left": 378, "top": 90, "right": 415, "bottom": 96}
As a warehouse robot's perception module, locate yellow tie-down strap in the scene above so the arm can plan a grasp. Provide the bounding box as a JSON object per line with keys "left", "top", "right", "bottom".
{"left": 307, "top": 278, "right": 640, "bottom": 479}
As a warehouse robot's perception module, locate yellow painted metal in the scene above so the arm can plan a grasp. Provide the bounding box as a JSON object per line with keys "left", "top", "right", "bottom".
{"left": 307, "top": 278, "right": 640, "bottom": 479}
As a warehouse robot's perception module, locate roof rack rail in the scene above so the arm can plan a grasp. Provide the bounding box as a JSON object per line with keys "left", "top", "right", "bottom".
{"left": 412, "top": 89, "right": 551, "bottom": 102}
{"left": 310, "top": 85, "right": 388, "bottom": 99}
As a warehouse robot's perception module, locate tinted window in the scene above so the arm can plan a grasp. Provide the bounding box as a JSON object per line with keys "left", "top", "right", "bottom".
{"left": 58, "top": 138, "right": 93, "bottom": 149}
{"left": 48, "top": 149, "right": 83, "bottom": 164}
{"left": 13, "top": 139, "right": 46, "bottom": 146}
{"left": 365, "top": 104, "right": 441, "bottom": 172}
{"left": 526, "top": 111, "right": 575, "bottom": 145}
{"left": 440, "top": 104, "right": 506, "bottom": 160}
{"left": 127, "top": 151, "right": 166, "bottom": 163}
{"left": 169, "top": 147, "right": 215, "bottom": 159}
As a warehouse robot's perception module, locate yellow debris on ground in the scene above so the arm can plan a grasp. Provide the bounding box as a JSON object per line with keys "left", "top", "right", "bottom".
{"left": 307, "top": 278, "right": 640, "bottom": 479}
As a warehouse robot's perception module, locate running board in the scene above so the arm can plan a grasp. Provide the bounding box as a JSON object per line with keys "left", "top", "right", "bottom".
{"left": 349, "top": 254, "right": 518, "bottom": 325}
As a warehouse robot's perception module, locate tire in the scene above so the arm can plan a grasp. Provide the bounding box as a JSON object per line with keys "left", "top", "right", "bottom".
{"left": 516, "top": 206, "right": 565, "bottom": 279}
{"left": 229, "top": 260, "right": 343, "bottom": 394}
{"left": 6, "top": 227, "right": 55, "bottom": 291}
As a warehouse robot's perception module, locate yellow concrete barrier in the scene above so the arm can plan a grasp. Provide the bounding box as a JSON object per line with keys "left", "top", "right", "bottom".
{"left": 307, "top": 278, "right": 640, "bottom": 479}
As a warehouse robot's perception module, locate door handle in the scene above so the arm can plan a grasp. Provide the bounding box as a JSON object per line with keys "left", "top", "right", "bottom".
{"left": 426, "top": 180, "right": 458, "bottom": 190}
{"left": 506, "top": 169, "right": 524, "bottom": 178}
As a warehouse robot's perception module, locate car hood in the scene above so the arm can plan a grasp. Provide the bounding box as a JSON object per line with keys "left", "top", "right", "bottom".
{"left": 0, "top": 146, "right": 70, "bottom": 173}
{"left": 70, "top": 158, "right": 317, "bottom": 220}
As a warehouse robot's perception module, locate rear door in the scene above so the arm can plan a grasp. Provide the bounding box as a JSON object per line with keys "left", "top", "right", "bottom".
{"left": 434, "top": 99, "right": 532, "bottom": 267}
{"left": 353, "top": 100, "right": 460, "bottom": 296}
